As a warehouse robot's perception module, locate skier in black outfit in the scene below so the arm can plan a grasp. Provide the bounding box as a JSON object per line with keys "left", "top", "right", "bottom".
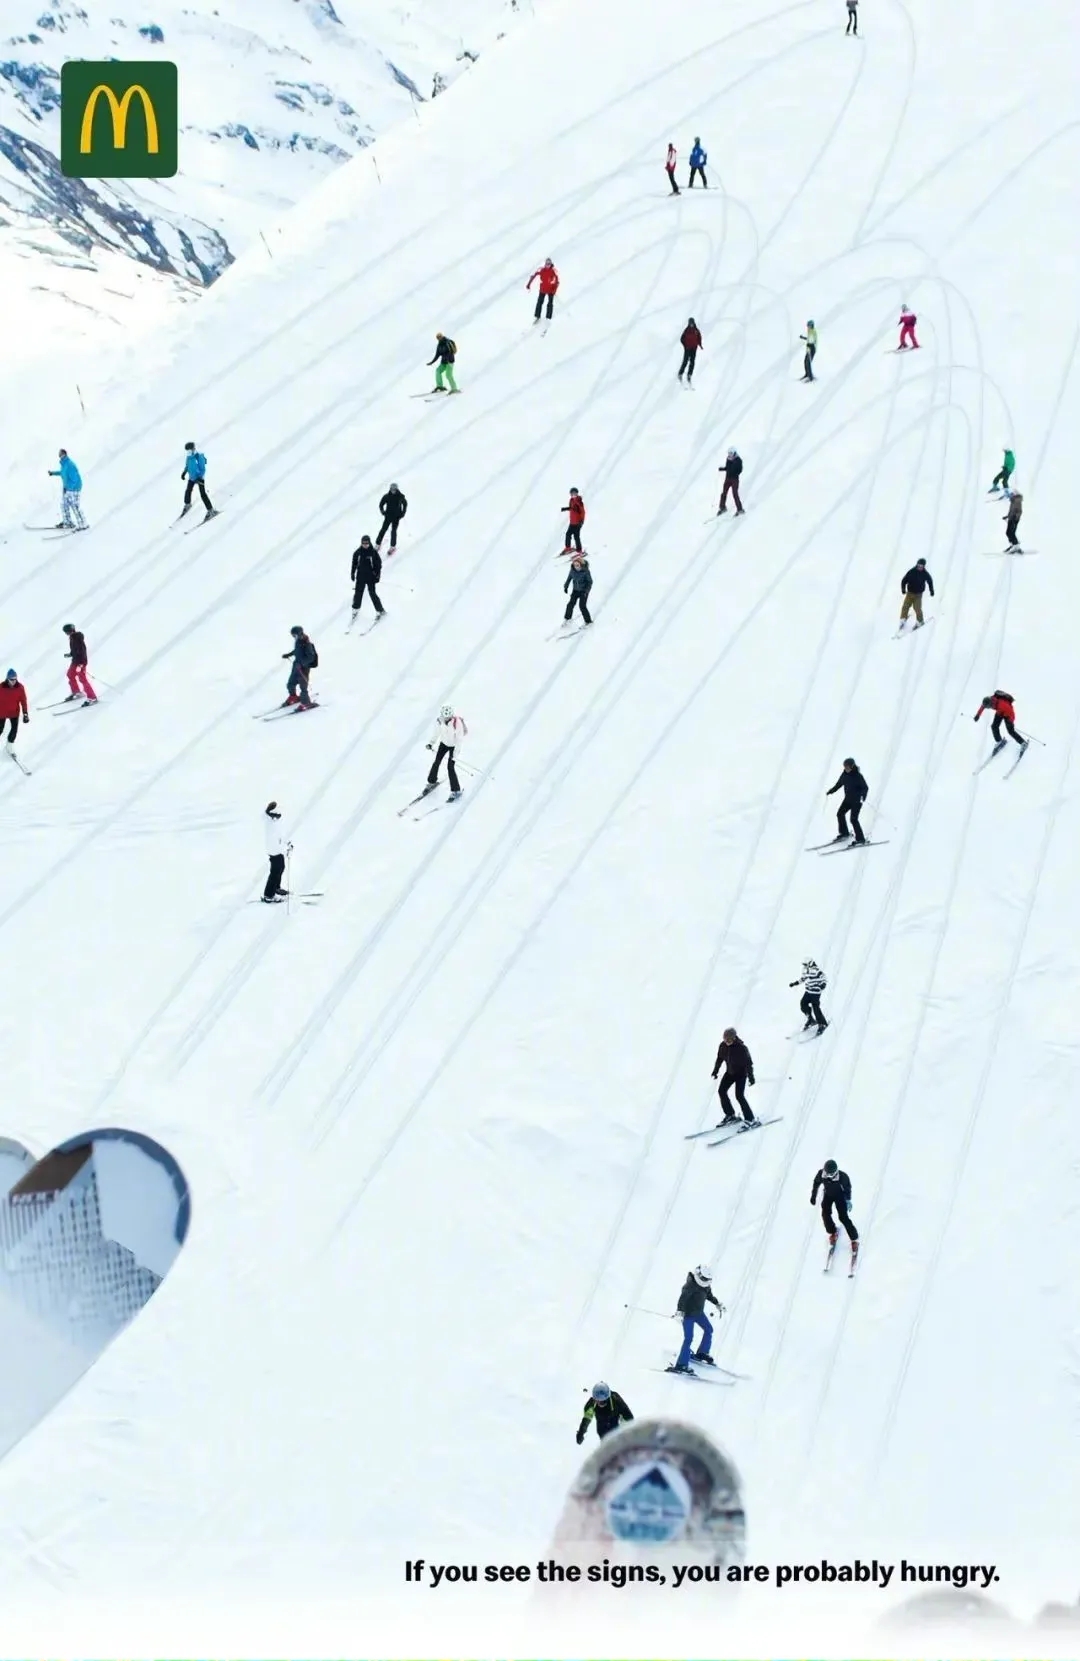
{"left": 811, "top": 1159, "right": 859, "bottom": 1243}
{"left": 825, "top": 757, "right": 868, "bottom": 844}
{"left": 711, "top": 1027, "right": 756, "bottom": 1125}
{"left": 899, "top": 559, "right": 933, "bottom": 628}
{"left": 575, "top": 1381, "right": 634, "bottom": 1444}
{"left": 376, "top": 483, "right": 407, "bottom": 549}
{"left": 790, "top": 961, "right": 828, "bottom": 1032}
{"left": 563, "top": 555, "right": 593, "bottom": 625}
{"left": 350, "top": 535, "right": 385, "bottom": 619}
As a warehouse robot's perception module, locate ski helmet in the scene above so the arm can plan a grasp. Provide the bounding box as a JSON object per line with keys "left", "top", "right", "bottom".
{"left": 62, "top": 623, "right": 74, "bottom": 634}
{"left": 570, "top": 485, "right": 579, "bottom": 494}
{"left": 722, "top": 1026, "right": 736, "bottom": 1040}
{"left": 58, "top": 447, "right": 68, "bottom": 458}
{"left": 842, "top": 756, "right": 856, "bottom": 767}
{"left": 265, "top": 801, "right": 280, "bottom": 816}
{"left": 389, "top": 482, "right": 399, "bottom": 490}
{"left": 591, "top": 1381, "right": 611, "bottom": 1402}
{"left": 440, "top": 703, "right": 454, "bottom": 720}
{"left": 692, "top": 1264, "right": 713, "bottom": 1287}
{"left": 4, "top": 669, "right": 16, "bottom": 682}
{"left": 544, "top": 257, "right": 554, "bottom": 267}
{"left": 184, "top": 440, "right": 196, "bottom": 451}
{"left": 290, "top": 625, "right": 304, "bottom": 637}
{"left": 802, "top": 959, "right": 818, "bottom": 971}
{"left": 823, "top": 1159, "right": 838, "bottom": 1176}
{"left": 727, "top": 448, "right": 737, "bottom": 458}
{"left": 807, "top": 319, "right": 815, "bottom": 327}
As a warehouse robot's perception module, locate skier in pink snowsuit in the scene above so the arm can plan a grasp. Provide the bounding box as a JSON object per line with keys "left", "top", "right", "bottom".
{"left": 897, "top": 307, "right": 919, "bottom": 350}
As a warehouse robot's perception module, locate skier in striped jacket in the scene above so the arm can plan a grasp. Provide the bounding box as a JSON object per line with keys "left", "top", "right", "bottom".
{"left": 790, "top": 961, "right": 828, "bottom": 1032}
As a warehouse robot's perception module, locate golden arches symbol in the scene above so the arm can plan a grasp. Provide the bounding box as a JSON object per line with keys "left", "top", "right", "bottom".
{"left": 78, "top": 83, "right": 159, "bottom": 154}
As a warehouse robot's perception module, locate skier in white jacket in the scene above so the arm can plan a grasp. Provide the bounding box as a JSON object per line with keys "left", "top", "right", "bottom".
{"left": 423, "top": 704, "right": 468, "bottom": 800}
{"left": 263, "top": 800, "right": 291, "bottom": 903}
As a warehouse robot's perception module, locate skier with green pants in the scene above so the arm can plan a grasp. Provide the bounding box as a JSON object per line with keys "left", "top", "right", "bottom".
{"left": 990, "top": 448, "right": 1015, "bottom": 493}
{"left": 428, "top": 333, "right": 459, "bottom": 393}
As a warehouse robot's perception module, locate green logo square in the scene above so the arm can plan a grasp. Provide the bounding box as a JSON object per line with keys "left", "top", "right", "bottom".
{"left": 61, "top": 60, "right": 177, "bottom": 178}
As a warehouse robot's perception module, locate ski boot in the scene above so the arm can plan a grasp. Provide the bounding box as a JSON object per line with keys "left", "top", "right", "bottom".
{"left": 692, "top": 1353, "right": 716, "bottom": 1366}
{"left": 665, "top": 1363, "right": 693, "bottom": 1375}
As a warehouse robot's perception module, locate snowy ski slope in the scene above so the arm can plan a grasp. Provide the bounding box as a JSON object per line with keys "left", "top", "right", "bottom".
{"left": 0, "top": 0, "right": 1078, "bottom": 1650}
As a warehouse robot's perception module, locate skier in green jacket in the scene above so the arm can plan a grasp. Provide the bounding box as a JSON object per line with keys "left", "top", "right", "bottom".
{"left": 990, "top": 448, "right": 1015, "bottom": 493}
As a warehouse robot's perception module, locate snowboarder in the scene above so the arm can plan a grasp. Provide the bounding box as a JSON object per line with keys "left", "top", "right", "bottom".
{"left": 575, "top": 1382, "right": 634, "bottom": 1444}
{"left": 425, "top": 703, "right": 468, "bottom": 799}
{"left": 376, "top": 483, "right": 407, "bottom": 549}
{"left": 350, "top": 536, "right": 384, "bottom": 619}
{"left": 180, "top": 442, "right": 216, "bottom": 519}
{"left": 790, "top": 961, "right": 828, "bottom": 1032}
{"left": 281, "top": 626, "right": 317, "bottom": 708}
{"left": 427, "top": 332, "right": 459, "bottom": 393}
{"left": 431, "top": 70, "right": 446, "bottom": 96}
{"left": 717, "top": 449, "right": 744, "bottom": 515}
{"left": 897, "top": 307, "right": 919, "bottom": 350}
{"left": 262, "top": 801, "right": 290, "bottom": 903}
{"left": 990, "top": 448, "right": 1015, "bottom": 494}
{"left": 563, "top": 555, "right": 593, "bottom": 626}
{"left": 899, "top": 559, "right": 933, "bottom": 627}
{"left": 527, "top": 259, "right": 560, "bottom": 323}
{"left": 61, "top": 623, "right": 97, "bottom": 703}
{"left": 667, "top": 1265, "right": 724, "bottom": 1374}
{"left": 711, "top": 1027, "right": 756, "bottom": 1125}
{"left": 0, "top": 669, "right": 28, "bottom": 754}
{"left": 800, "top": 320, "right": 818, "bottom": 381}
{"left": 665, "top": 142, "right": 680, "bottom": 195}
{"left": 845, "top": 0, "right": 858, "bottom": 33}
{"left": 1003, "top": 489, "right": 1024, "bottom": 549}
{"left": 974, "top": 690, "right": 1026, "bottom": 749}
{"left": 562, "top": 487, "right": 586, "bottom": 552}
{"left": 825, "top": 757, "right": 868, "bottom": 844}
{"left": 688, "top": 137, "right": 708, "bottom": 188}
{"left": 48, "top": 448, "right": 87, "bottom": 530}
{"left": 811, "top": 1159, "right": 859, "bottom": 1245}
{"left": 678, "top": 318, "right": 702, "bottom": 383}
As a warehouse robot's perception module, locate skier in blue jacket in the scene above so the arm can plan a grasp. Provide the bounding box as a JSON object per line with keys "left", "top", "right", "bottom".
{"left": 180, "top": 441, "right": 216, "bottom": 520}
{"left": 48, "top": 449, "right": 87, "bottom": 530}
{"left": 688, "top": 138, "right": 708, "bottom": 188}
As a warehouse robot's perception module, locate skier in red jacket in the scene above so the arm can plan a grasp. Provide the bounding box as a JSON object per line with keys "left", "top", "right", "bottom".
{"left": 527, "top": 259, "right": 559, "bottom": 324}
{"left": 562, "top": 487, "right": 586, "bottom": 552}
{"left": 665, "top": 142, "right": 680, "bottom": 195}
{"left": 897, "top": 307, "right": 919, "bottom": 349}
{"left": 0, "top": 668, "right": 29, "bottom": 754}
{"left": 974, "top": 690, "right": 1026, "bottom": 751}
{"left": 678, "top": 318, "right": 702, "bottom": 384}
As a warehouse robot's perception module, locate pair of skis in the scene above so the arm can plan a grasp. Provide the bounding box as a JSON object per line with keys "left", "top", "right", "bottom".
{"left": 806, "top": 836, "right": 889, "bottom": 855}
{"left": 973, "top": 739, "right": 1029, "bottom": 778}
{"left": 5, "top": 748, "right": 31, "bottom": 776}
{"left": 254, "top": 702, "right": 321, "bottom": 721}
{"left": 396, "top": 783, "right": 463, "bottom": 819}
{"left": 825, "top": 1235, "right": 859, "bottom": 1278}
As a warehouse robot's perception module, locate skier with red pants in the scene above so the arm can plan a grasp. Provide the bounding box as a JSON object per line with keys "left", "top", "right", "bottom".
{"left": 562, "top": 487, "right": 586, "bottom": 551}
{"left": 717, "top": 449, "right": 744, "bottom": 514}
{"left": 61, "top": 624, "right": 97, "bottom": 703}
{"left": 974, "top": 690, "right": 1026, "bottom": 751}
{"left": 678, "top": 318, "right": 702, "bottom": 383}
{"left": 897, "top": 307, "right": 919, "bottom": 349}
{"left": 0, "top": 669, "right": 29, "bottom": 753}
{"left": 527, "top": 259, "right": 559, "bottom": 323}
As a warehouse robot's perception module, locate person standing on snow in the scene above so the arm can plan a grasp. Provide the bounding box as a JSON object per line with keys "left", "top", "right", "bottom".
{"left": 575, "top": 1382, "right": 634, "bottom": 1444}
{"left": 180, "top": 442, "right": 216, "bottom": 519}
{"left": 563, "top": 555, "right": 593, "bottom": 626}
{"left": 897, "top": 306, "right": 919, "bottom": 349}
{"left": 1003, "top": 489, "right": 1024, "bottom": 550}
{"left": 350, "top": 535, "right": 385, "bottom": 621}
{"left": 811, "top": 1159, "right": 859, "bottom": 1247}
{"left": 427, "top": 333, "right": 459, "bottom": 393}
{"left": 424, "top": 703, "right": 468, "bottom": 800}
{"left": 990, "top": 448, "right": 1015, "bottom": 494}
{"left": 262, "top": 801, "right": 290, "bottom": 904}
{"left": 800, "top": 320, "right": 818, "bottom": 381}
{"left": 281, "top": 626, "right": 317, "bottom": 708}
{"left": 717, "top": 449, "right": 744, "bottom": 515}
{"left": 48, "top": 448, "right": 87, "bottom": 530}
{"left": 688, "top": 137, "right": 708, "bottom": 188}
{"left": 667, "top": 1265, "right": 724, "bottom": 1374}
{"left": 845, "top": 0, "right": 858, "bottom": 34}
{"left": 527, "top": 259, "right": 560, "bottom": 324}
{"left": 61, "top": 623, "right": 97, "bottom": 703}
{"left": 899, "top": 559, "right": 934, "bottom": 628}
{"left": 678, "top": 318, "right": 702, "bottom": 383}
{"left": 665, "top": 142, "right": 680, "bottom": 195}
{"left": 790, "top": 961, "right": 829, "bottom": 1032}
{"left": 376, "top": 482, "right": 407, "bottom": 550}
{"left": 562, "top": 487, "right": 586, "bottom": 552}
{"left": 0, "top": 669, "right": 29, "bottom": 755}
{"left": 974, "top": 690, "right": 1026, "bottom": 751}
{"left": 711, "top": 1027, "right": 756, "bottom": 1126}
{"left": 825, "top": 756, "right": 868, "bottom": 844}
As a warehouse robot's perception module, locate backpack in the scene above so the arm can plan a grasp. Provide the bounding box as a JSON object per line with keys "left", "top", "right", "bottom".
{"left": 309, "top": 643, "right": 319, "bottom": 669}
{"left": 446, "top": 338, "right": 457, "bottom": 356}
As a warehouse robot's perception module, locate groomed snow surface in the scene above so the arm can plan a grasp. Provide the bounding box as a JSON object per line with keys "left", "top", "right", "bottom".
{"left": 0, "top": 0, "right": 1078, "bottom": 1652}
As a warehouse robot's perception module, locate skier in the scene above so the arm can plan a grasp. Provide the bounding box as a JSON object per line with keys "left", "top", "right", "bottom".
{"left": 350, "top": 535, "right": 385, "bottom": 620}
{"left": 717, "top": 449, "right": 744, "bottom": 515}
{"left": 48, "top": 448, "right": 87, "bottom": 530}
{"left": 825, "top": 757, "right": 868, "bottom": 844}
{"left": 897, "top": 306, "right": 919, "bottom": 350}
{"left": 180, "top": 442, "right": 216, "bottom": 519}
{"left": 281, "top": 626, "right": 317, "bottom": 708}
{"left": 1003, "top": 489, "right": 1024, "bottom": 550}
{"left": 711, "top": 1027, "right": 756, "bottom": 1126}
{"left": 811, "top": 1159, "right": 859, "bottom": 1248}
{"left": 790, "top": 961, "right": 828, "bottom": 1032}
{"left": 800, "top": 320, "right": 818, "bottom": 381}
{"left": 845, "top": 0, "right": 858, "bottom": 33}
{"left": 678, "top": 318, "right": 702, "bottom": 383}
{"left": 0, "top": 669, "right": 29, "bottom": 754}
{"left": 562, "top": 487, "right": 586, "bottom": 552}
{"left": 667, "top": 1265, "right": 724, "bottom": 1374}
{"left": 562, "top": 555, "right": 593, "bottom": 627}
{"left": 974, "top": 690, "right": 1026, "bottom": 751}
{"left": 427, "top": 332, "right": 459, "bottom": 393}
{"left": 425, "top": 703, "right": 468, "bottom": 800}
{"left": 262, "top": 801, "right": 290, "bottom": 903}
{"left": 688, "top": 137, "right": 708, "bottom": 188}
{"left": 376, "top": 482, "right": 407, "bottom": 549}
{"left": 665, "top": 142, "right": 680, "bottom": 195}
{"left": 527, "top": 259, "right": 560, "bottom": 324}
{"left": 899, "top": 559, "right": 933, "bottom": 628}
{"left": 990, "top": 448, "right": 1015, "bottom": 494}
{"left": 61, "top": 623, "right": 98, "bottom": 703}
{"left": 575, "top": 1382, "right": 634, "bottom": 1444}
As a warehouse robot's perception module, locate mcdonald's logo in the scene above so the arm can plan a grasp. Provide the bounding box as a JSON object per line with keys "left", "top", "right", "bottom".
{"left": 61, "top": 60, "right": 177, "bottom": 178}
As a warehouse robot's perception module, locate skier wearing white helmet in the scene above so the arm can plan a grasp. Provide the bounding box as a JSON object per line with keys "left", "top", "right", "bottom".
{"left": 575, "top": 1381, "right": 634, "bottom": 1444}
{"left": 790, "top": 960, "right": 828, "bottom": 1033}
{"left": 423, "top": 703, "right": 468, "bottom": 801}
{"left": 667, "top": 1264, "right": 725, "bottom": 1374}
{"left": 717, "top": 448, "right": 744, "bottom": 515}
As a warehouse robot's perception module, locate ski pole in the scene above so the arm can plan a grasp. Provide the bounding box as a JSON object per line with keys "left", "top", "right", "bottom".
{"left": 1019, "top": 730, "right": 1046, "bottom": 746}
{"left": 456, "top": 759, "right": 483, "bottom": 776}
{"left": 286, "top": 845, "right": 292, "bottom": 916}
{"left": 623, "top": 1304, "right": 676, "bottom": 1319}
